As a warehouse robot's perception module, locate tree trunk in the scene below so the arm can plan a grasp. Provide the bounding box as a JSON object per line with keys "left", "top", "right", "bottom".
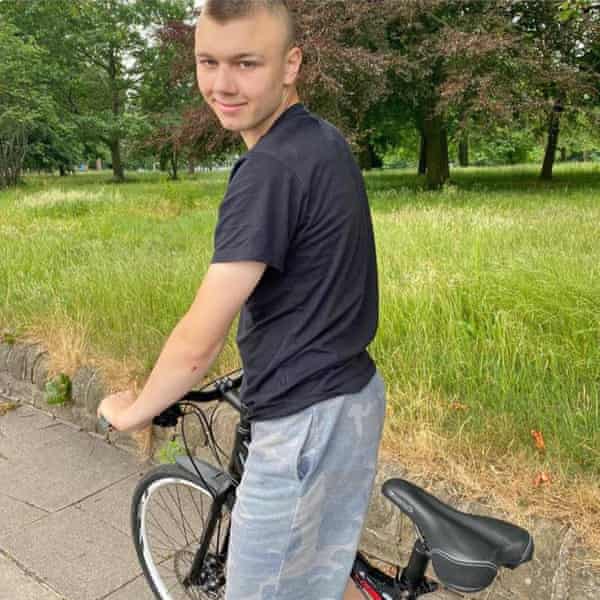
{"left": 559, "top": 147, "right": 566, "bottom": 162}
{"left": 169, "top": 149, "right": 179, "bottom": 180}
{"left": 357, "top": 139, "right": 382, "bottom": 170}
{"left": 108, "top": 46, "right": 125, "bottom": 182}
{"left": 423, "top": 114, "right": 448, "bottom": 190}
{"left": 459, "top": 134, "right": 469, "bottom": 167}
{"left": 441, "top": 127, "right": 450, "bottom": 180}
{"left": 188, "top": 158, "right": 195, "bottom": 175}
{"left": 0, "top": 126, "right": 27, "bottom": 188}
{"left": 110, "top": 139, "right": 125, "bottom": 181}
{"left": 59, "top": 165, "right": 67, "bottom": 177}
{"left": 159, "top": 151, "right": 168, "bottom": 172}
{"left": 541, "top": 101, "right": 563, "bottom": 180}
{"left": 418, "top": 130, "right": 427, "bottom": 175}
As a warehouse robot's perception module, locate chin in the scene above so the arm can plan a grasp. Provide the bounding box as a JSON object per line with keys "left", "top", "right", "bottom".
{"left": 219, "top": 120, "right": 244, "bottom": 133}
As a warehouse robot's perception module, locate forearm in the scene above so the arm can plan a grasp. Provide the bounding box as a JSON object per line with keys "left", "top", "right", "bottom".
{"left": 118, "top": 321, "right": 224, "bottom": 432}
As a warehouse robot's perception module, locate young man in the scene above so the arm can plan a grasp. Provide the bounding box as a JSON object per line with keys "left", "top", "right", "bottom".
{"left": 98, "top": 1, "right": 385, "bottom": 598}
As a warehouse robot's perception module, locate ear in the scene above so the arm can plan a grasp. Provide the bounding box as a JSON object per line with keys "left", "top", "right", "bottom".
{"left": 283, "top": 46, "right": 303, "bottom": 86}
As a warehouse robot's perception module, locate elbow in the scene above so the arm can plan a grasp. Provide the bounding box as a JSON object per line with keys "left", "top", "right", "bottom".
{"left": 182, "top": 337, "right": 224, "bottom": 372}
{"left": 172, "top": 314, "right": 227, "bottom": 371}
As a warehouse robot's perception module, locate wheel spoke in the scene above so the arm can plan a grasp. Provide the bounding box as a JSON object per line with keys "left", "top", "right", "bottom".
{"left": 188, "top": 485, "right": 207, "bottom": 534}
{"left": 157, "top": 488, "right": 188, "bottom": 545}
{"left": 173, "top": 484, "right": 196, "bottom": 546}
{"left": 147, "top": 508, "right": 183, "bottom": 552}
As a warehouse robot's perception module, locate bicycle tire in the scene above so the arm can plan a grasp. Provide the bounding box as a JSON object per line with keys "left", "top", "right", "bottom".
{"left": 131, "top": 464, "right": 231, "bottom": 600}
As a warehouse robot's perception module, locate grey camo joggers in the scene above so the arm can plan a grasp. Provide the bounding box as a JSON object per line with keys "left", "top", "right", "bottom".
{"left": 225, "top": 371, "right": 386, "bottom": 600}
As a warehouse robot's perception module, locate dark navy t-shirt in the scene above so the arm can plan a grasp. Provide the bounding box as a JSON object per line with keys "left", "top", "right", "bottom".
{"left": 212, "top": 103, "right": 378, "bottom": 420}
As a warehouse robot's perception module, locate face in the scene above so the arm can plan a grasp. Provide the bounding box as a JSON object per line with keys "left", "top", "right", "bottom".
{"left": 195, "top": 8, "right": 302, "bottom": 147}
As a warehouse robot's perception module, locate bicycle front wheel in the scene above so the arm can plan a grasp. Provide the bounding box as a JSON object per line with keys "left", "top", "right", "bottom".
{"left": 131, "top": 464, "right": 231, "bottom": 600}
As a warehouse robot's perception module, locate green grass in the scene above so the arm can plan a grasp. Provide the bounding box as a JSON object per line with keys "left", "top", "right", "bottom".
{"left": 1, "top": 163, "right": 599, "bottom": 475}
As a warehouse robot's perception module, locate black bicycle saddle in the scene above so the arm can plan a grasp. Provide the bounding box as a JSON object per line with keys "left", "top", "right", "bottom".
{"left": 382, "top": 478, "right": 534, "bottom": 593}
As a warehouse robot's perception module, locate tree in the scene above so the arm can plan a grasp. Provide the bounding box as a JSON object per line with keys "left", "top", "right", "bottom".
{"left": 382, "top": 2, "right": 529, "bottom": 188}
{"left": 0, "top": 21, "right": 58, "bottom": 187}
{"left": 1, "top": 0, "right": 194, "bottom": 181}
{"left": 508, "top": 0, "right": 600, "bottom": 179}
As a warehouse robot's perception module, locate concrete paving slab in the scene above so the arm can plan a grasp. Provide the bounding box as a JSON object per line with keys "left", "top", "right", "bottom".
{"left": 0, "top": 405, "right": 76, "bottom": 464}
{"left": 102, "top": 573, "right": 155, "bottom": 599}
{"left": 0, "top": 430, "right": 142, "bottom": 513}
{"left": 0, "top": 403, "right": 54, "bottom": 434}
{"left": 0, "top": 492, "right": 48, "bottom": 537}
{"left": 0, "top": 422, "right": 77, "bottom": 463}
{"left": 0, "top": 552, "right": 65, "bottom": 600}
{"left": 77, "top": 471, "right": 151, "bottom": 537}
{"left": 0, "top": 506, "right": 140, "bottom": 600}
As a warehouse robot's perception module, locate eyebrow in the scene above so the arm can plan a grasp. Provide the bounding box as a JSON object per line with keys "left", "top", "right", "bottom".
{"left": 195, "top": 52, "right": 263, "bottom": 60}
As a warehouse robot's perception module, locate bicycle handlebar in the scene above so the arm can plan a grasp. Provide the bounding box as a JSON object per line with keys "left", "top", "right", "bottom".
{"left": 97, "top": 370, "right": 245, "bottom": 433}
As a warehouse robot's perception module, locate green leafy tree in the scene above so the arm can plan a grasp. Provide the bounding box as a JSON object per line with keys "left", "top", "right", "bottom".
{"left": 1, "top": 0, "right": 193, "bottom": 181}
{"left": 508, "top": 1, "right": 600, "bottom": 179}
{"left": 0, "top": 21, "right": 59, "bottom": 187}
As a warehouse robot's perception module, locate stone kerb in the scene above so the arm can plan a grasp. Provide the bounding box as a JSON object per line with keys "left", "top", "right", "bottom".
{"left": 0, "top": 341, "right": 240, "bottom": 455}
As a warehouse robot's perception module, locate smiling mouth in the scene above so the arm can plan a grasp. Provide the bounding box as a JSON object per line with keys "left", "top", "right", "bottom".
{"left": 214, "top": 100, "right": 246, "bottom": 113}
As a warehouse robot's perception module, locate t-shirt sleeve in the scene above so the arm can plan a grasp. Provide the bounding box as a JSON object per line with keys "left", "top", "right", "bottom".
{"left": 212, "top": 152, "right": 304, "bottom": 272}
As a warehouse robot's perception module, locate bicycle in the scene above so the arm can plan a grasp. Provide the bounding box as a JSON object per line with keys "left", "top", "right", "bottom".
{"left": 100, "top": 370, "right": 534, "bottom": 599}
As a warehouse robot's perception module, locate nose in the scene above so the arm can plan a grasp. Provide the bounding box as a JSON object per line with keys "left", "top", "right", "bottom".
{"left": 213, "top": 64, "right": 237, "bottom": 96}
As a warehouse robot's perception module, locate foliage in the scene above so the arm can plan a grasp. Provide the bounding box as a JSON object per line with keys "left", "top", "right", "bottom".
{"left": 1, "top": 0, "right": 599, "bottom": 184}
{"left": 0, "top": 21, "right": 59, "bottom": 186}
{"left": 508, "top": 0, "right": 600, "bottom": 178}
{"left": 0, "top": 401, "right": 18, "bottom": 416}
{"left": 468, "top": 127, "right": 538, "bottom": 166}
{"left": 559, "top": 0, "right": 600, "bottom": 21}
{"left": 45, "top": 374, "right": 72, "bottom": 406}
{"left": 1, "top": 331, "right": 16, "bottom": 345}
{"left": 157, "top": 437, "right": 186, "bottom": 464}
{"left": 0, "top": 0, "right": 195, "bottom": 181}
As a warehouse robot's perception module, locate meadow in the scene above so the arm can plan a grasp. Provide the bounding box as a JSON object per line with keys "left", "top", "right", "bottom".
{"left": 1, "top": 163, "right": 599, "bottom": 481}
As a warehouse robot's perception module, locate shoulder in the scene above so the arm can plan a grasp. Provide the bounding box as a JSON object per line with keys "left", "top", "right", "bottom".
{"left": 252, "top": 108, "right": 353, "bottom": 186}
{"left": 230, "top": 149, "right": 307, "bottom": 193}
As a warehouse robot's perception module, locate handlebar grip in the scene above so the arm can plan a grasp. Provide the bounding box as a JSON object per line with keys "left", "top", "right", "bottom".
{"left": 98, "top": 414, "right": 113, "bottom": 434}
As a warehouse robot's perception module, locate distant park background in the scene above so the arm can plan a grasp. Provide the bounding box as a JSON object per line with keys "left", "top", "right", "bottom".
{"left": 1, "top": 0, "right": 599, "bottom": 186}
{"left": 1, "top": 0, "right": 600, "bottom": 547}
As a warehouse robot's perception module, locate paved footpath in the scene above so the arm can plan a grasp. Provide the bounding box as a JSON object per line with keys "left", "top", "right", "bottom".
{"left": 1, "top": 400, "right": 599, "bottom": 600}
{"left": 0, "top": 403, "right": 155, "bottom": 600}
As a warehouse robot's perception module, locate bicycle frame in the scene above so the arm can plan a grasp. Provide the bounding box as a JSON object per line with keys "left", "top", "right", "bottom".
{"left": 182, "top": 389, "right": 251, "bottom": 588}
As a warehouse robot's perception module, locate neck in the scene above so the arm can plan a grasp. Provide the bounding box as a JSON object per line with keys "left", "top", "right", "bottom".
{"left": 242, "top": 88, "right": 300, "bottom": 149}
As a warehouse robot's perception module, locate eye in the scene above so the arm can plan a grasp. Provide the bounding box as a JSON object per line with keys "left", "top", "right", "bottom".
{"left": 198, "top": 59, "right": 217, "bottom": 69}
{"left": 239, "top": 61, "right": 257, "bottom": 70}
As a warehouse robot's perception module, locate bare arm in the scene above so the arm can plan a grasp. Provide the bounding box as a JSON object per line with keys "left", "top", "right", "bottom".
{"left": 99, "top": 261, "right": 266, "bottom": 433}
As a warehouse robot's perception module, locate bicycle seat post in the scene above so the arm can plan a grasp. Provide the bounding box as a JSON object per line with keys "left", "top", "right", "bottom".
{"left": 225, "top": 402, "right": 251, "bottom": 487}
{"left": 399, "top": 538, "right": 431, "bottom": 594}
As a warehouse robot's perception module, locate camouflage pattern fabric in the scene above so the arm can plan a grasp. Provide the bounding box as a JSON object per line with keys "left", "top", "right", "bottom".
{"left": 226, "top": 372, "right": 386, "bottom": 600}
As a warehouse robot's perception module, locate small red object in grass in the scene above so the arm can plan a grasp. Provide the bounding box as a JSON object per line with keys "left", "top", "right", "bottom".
{"left": 450, "top": 401, "right": 469, "bottom": 411}
{"left": 533, "top": 471, "right": 552, "bottom": 487}
{"left": 531, "top": 430, "right": 546, "bottom": 451}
